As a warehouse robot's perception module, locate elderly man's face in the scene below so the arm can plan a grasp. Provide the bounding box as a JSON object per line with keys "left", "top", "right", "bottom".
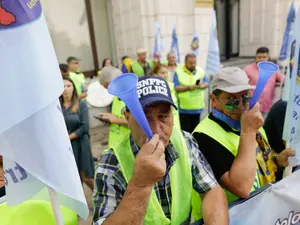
{"left": 138, "top": 53, "right": 147, "bottom": 62}
{"left": 167, "top": 53, "right": 176, "bottom": 65}
{"left": 211, "top": 90, "right": 251, "bottom": 121}
{"left": 125, "top": 103, "right": 173, "bottom": 148}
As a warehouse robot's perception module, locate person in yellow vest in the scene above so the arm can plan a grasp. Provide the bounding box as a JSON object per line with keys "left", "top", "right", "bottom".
{"left": 150, "top": 63, "right": 181, "bottom": 130}
{"left": 174, "top": 53, "right": 209, "bottom": 133}
{"left": 192, "top": 67, "right": 295, "bottom": 205}
{"left": 0, "top": 156, "right": 5, "bottom": 198}
{"left": 167, "top": 51, "right": 179, "bottom": 82}
{"left": 93, "top": 76, "right": 228, "bottom": 225}
{"left": 97, "top": 67, "right": 129, "bottom": 147}
{"left": 130, "top": 48, "right": 151, "bottom": 77}
{"left": 67, "top": 56, "right": 88, "bottom": 99}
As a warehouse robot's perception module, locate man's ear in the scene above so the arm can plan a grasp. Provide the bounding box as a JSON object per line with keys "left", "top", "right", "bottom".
{"left": 210, "top": 94, "right": 217, "bottom": 108}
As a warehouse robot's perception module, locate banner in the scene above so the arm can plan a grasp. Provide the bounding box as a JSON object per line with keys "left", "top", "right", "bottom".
{"left": 190, "top": 32, "right": 200, "bottom": 57}
{"left": 170, "top": 25, "right": 180, "bottom": 63}
{"left": 153, "top": 22, "right": 165, "bottom": 61}
{"left": 205, "top": 10, "right": 221, "bottom": 75}
{"left": 229, "top": 171, "right": 300, "bottom": 225}
{"left": 283, "top": 7, "right": 300, "bottom": 166}
{"left": 0, "top": 0, "right": 88, "bottom": 219}
{"left": 279, "top": 1, "right": 296, "bottom": 61}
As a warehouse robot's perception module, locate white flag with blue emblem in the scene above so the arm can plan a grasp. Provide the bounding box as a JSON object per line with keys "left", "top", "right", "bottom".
{"left": 0, "top": 0, "right": 88, "bottom": 219}
{"left": 153, "top": 22, "right": 165, "bottom": 61}
{"left": 170, "top": 25, "right": 180, "bottom": 63}
{"left": 283, "top": 8, "right": 300, "bottom": 166}
{"left": 205, "top": 10, "right": 221, "bottom": 75}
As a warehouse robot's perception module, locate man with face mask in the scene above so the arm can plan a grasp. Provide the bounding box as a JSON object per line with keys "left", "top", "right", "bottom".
{"left": 93, "top": 76, "right": 228, "bottom": 225}
{"left": 244, "top": 47, "right": 285, "bottom": 118}
{"left": 192, "top": 67, "right": 295, "bottom": 210}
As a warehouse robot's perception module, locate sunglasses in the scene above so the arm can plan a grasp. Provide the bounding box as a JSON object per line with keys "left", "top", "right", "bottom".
{"left": 217, "top": 95, "right": 252, "bottom": 109}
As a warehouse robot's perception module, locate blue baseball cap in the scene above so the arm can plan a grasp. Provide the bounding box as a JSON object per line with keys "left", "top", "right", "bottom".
{"left": 136, "top": 76, "right": 177, "bottom": 110}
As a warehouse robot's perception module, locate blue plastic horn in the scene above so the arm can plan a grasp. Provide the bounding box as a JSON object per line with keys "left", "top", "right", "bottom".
{"left": 108, "top": 73, "right": 153, "bottom": 139}
{"left": 250, "top": 61, "right": 279, "bottom": 108}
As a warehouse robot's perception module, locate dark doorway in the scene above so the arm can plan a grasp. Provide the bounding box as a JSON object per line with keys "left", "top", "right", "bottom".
{"left": 215, "top": 0, "right": 240, "bottom": 61}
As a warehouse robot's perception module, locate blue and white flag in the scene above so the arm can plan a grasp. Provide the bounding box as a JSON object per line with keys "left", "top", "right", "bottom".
{"left": 205, "top": 10, "right": 221, "bottom": 75}
{"left": 190, "top": 32, "right": 200, "bottom": 57}
{"left": 229, "top": 171, "right": 300, "bottom": 225}
{"left": 153, "top": 22, "right": 165, "bottom": 61}
{"left": 0, "top": 0, "right": 88, "bottom": 219}
{"left": 279, "top": 1, "right": 296, "bottom": 61}
{"left": 283, "top": 8, "right": 300, "bottom": 166}
{"left": 170, "top": 25, "right": 180, "bottom": 63}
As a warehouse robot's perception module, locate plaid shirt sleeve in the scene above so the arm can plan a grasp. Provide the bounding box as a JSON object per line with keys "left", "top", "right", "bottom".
{"left": 93, "top": 151, "right": 126, "bottom": 225}
{"left": 182, "top": 131, "right": 218, "bottom": 193}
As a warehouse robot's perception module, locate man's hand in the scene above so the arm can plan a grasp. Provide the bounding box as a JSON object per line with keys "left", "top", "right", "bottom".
{"left": 241, "top": 103, "right": 264, "bottom": 134}
{"left": 98, "top": 113, "right": 120, "bottom": 124}
{"left": 131, "top": 134, "right": 166, "bottom": 187}
{"left": 276, "top": 148, "right": 296, "bottom": 167}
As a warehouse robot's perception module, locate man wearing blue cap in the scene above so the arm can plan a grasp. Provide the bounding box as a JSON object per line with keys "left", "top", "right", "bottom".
{"left": 93, "top": 76, "right": 228, "bottom": 225}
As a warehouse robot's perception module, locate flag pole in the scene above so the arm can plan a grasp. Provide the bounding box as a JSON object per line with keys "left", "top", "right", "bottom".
{"left": 48, "top": 187, "right": 64, "bottom": 225}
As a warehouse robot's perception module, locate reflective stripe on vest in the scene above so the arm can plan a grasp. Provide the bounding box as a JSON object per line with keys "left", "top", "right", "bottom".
{"left": 176, "top": 66, "right": 205, "bottom": 110}
{"left": 108, "top": 97, "right": 129, "bottom": 148}
{"left": 111, "top": 127, "right": 192, "bottom": 225}
{"left": 131, "top": 61, "right": 150, "bottom": 77}
{"left": 192, "top": 116, "right": 262, "bottom": 202}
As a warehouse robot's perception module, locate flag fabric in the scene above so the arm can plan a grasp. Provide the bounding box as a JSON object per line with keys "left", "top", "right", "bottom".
{"left": 229, "top": 171, "right": 300, "bottom": 225}
{"left": 0, "top": 0, "right": 88, "bottom": 219}
{"left": 282, "top": 8, "right": 300, "bottom": 166}
{"left": 190, "top": 32, "right": 200, "bottom": 57}
{"left": 153, "top": 22, "right": 165, "bottom": 61}
{"left": 205, "top": 10, "right": 221, "bottom": 75}
{"left": 279, "top": 1, "right": 296, "bottom": 61}
{"left": 170, "top": 25, "right": 180, "bottom": 63}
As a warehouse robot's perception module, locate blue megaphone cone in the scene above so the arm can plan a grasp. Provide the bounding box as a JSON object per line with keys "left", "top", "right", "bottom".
{"left": 108, "top": 73, "right": 153, "bottom": 139}
{"left": 250, "top": 62, "right": 279, "bottom": 108}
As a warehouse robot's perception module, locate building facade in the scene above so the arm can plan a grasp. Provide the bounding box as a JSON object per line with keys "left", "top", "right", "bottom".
{"left": 41, "top": 0, "right": 298, "bottom": 75}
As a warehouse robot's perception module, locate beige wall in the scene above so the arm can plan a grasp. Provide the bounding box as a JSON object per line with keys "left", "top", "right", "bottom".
{"left": 91, "top": 0, "right": 115, "bottom": 68}
{"left": 240, "top": 0, "right": 295, "bottom": 58}
{"left": 110, "top": 0, "right": 213, "bottom": 68}
{"left": 41, "top": 0, "right": 94, "bottom": 72}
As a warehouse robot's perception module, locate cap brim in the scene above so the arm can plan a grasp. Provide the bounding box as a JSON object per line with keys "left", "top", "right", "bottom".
{"left": 219, "top": 84, "right": 256, "bottom": 93}
{"left": 141, "top": 96, "right": 178, "bottom": 110}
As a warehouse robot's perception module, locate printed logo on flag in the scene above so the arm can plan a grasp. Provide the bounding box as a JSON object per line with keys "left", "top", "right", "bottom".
{"left": 0, "top": 0, "right": 42, "bottom": 29}
{"left": 191, "top": 37, "right": 199, "bottom": 52}
{"left": 290, "top": 40, "right": 296, "bottom": 79}
{"left": 290, "top": 40, "right": 300, "bottom": 84}
{"left": 274, "top": 211, "right": 300, "bottom": 225}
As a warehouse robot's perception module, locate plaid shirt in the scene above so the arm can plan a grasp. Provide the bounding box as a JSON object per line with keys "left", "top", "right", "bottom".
{"left": 93, "top": 131, "right": 217, "bottom": 225}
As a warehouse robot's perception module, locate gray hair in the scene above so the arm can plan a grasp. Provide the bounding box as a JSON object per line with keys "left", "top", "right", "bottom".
{"left": 99, "top": 66, "right": 122, "bottom": 86}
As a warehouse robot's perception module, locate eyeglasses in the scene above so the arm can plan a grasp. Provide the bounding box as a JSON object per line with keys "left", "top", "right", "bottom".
{"left": 216, "top": 95, "right": 252, "bottom": 109}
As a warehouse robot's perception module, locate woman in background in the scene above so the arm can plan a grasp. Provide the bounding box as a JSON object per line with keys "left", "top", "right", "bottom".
{"left": 98, "top": 58, "right": 113, "bottom": 76}
{"left": 60, "top": 77, "right": 95, "bottom": 191}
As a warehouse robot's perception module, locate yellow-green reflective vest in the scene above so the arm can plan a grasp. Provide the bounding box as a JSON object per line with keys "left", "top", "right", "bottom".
{"left": 168, "top": 81, "right": 181, "bottom": 130}
{"left": 108, "top": 97, "right": 129, "bottom": 148}
{"left": 0, "top": 200, "right": 77, "bottom": 225}
{"left": 111, "top": 127, "right": 193, "bottom": 225}
{"left": 69, "top": 72, "right": 86, "bottom": 95}
{"left": 176, "top": 66, "right": 205, "bottom": 110}
{"left": 131, "top": 61, "right": 151, "bottom": 77}
{"left": 191, "top": 116, "right": 262, "bottom": 220}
